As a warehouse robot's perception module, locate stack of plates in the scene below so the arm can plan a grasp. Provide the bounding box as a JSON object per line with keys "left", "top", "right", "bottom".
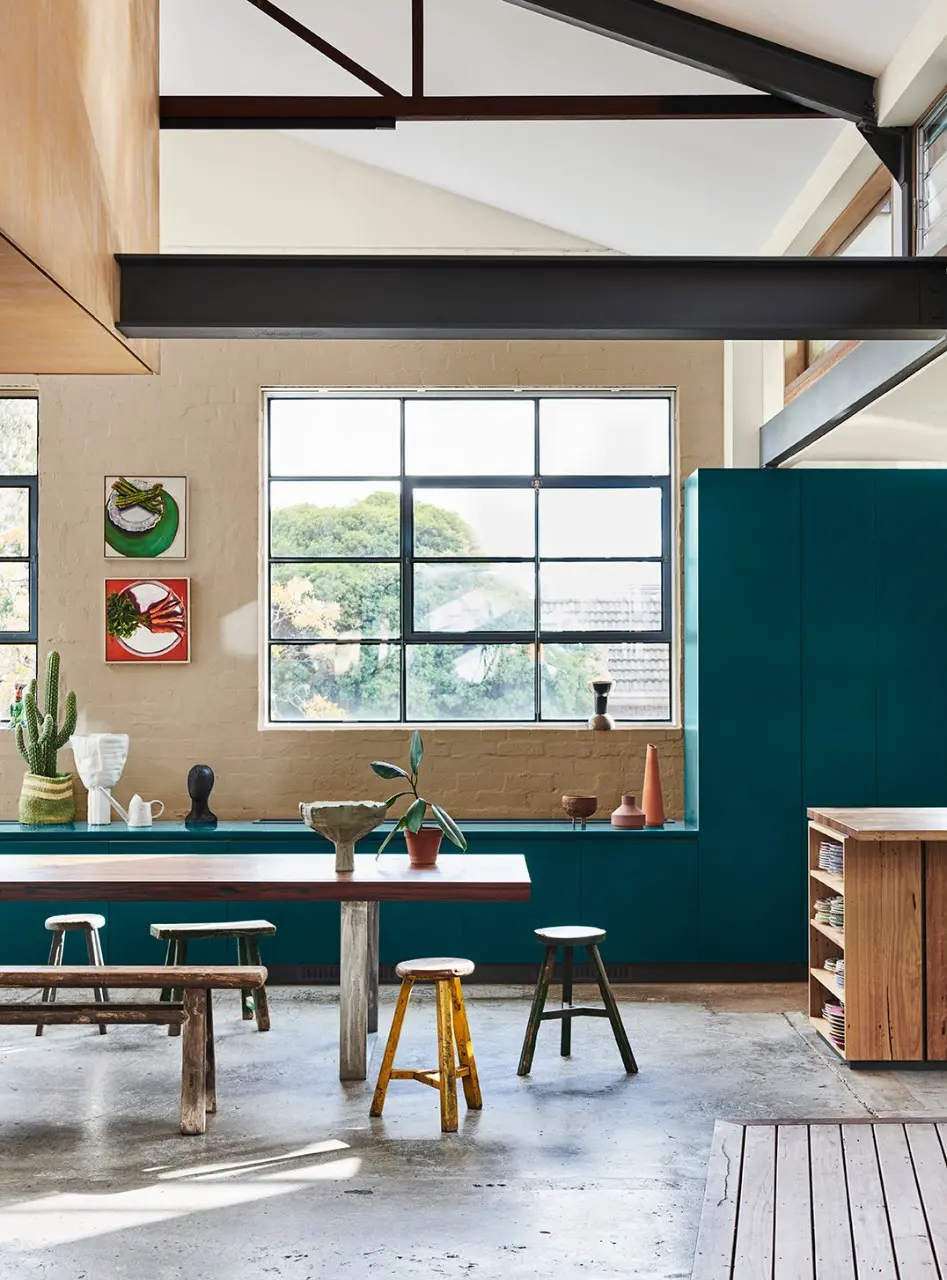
{"left": 814, "top": 898, "right": 833, "bottom": 925}
{"left": 818, "top": 840, "right": 844, "bottom": 875}
{"left": 823, "top": 1001, "right": 845, "bottom": 1050}
{"left": 835, "top": 958, "right": 844, "bottom": 990}
{"left": 824, "top": 957, "right": 838, "bottom": 973}
{"left": 829, "top": 897, "right": 845, "bottom": 930}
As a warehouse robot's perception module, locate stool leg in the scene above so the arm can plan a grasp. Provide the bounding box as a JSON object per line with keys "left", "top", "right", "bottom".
{"left": 450, "top": 978, "right": 482, "bottom": 1110}
{"left": 36, "top": 930, "right": 64, "bottom": 1037}
{"left": 159, "top": 939, "right": 176, "bottom": 1002}
{"left": 560, "top": 945, "right": 574, "bottom": 1057}
{"left": 517, "top": 944, "right": 556, "bottom": 1076}
{"left": 204, "top": 989, "right": 217, "bottom": 1114}
{"left": 85, "top": 927, "right": 108, "bottom": 1036}
{"left": 588, "top": 943, "right": 638, "bottom": 1074}
{"left": 246, "top": 938, "right": 270, "bottom": 1032}
{"left": 238, "top": 936, "right": 255, "bottom": 1021}
{"left": 370, "top": 977, "right": 413, "bottom": 1117}
{"left": 169, "top": 938, "right": 187, "bottom": 1038}
{"left": 435, "top": 979, "right": 459, "bottom": 1133}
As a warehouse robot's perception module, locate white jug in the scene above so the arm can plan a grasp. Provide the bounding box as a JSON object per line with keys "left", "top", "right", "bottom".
{"left": 108, "top": 793, "right": 164, "bottom": 828}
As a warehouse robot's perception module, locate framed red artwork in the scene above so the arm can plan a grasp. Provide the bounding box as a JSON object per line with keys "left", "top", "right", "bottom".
{"left": 105, "top": 578, "right": 190, "bottom": 664}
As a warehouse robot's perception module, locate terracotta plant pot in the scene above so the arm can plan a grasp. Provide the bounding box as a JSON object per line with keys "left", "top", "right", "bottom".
{"left": 405, "top": 826, "right": 443, "bottom": 868}
{"left": 611, "top": 794, "right": 646, "bottom": 829}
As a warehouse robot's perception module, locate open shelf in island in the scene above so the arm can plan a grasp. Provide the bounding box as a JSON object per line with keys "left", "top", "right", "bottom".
{"left": 806, "top": 809, "right": 947, "bottom": 1065}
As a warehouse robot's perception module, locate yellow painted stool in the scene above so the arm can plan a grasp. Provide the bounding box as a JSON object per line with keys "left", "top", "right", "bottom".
{"left": 370, "top": 957, "right": 482, "bottom": 1133}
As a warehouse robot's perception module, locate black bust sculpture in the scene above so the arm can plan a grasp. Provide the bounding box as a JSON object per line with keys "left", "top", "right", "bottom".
{"left": 185, "top": 764, "right": 218, "bottom": 828}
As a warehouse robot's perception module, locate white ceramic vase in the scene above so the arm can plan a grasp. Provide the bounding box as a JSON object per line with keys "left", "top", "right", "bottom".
{"left": 70, "top": 734, "right": 130, "bottom": 826}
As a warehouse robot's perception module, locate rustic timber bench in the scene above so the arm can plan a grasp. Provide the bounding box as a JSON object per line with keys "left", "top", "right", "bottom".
{"left": 0, "top": 965, "right": 266, "bottom": 1135}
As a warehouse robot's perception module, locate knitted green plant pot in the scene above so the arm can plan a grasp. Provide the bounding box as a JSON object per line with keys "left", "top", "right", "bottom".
{"left": 19, "top": 772, "right": 76, "bottom": 825}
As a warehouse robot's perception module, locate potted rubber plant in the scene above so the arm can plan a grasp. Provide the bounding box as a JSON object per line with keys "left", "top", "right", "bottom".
{"left": 371, "top": 731, "right": 467, "bottom": 867}
{"left": 15, "top": 651, "right": 78, "bottom": 824}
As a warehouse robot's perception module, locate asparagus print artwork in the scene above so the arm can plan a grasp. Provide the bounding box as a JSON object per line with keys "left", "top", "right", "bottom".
{"left": 104, "top": 476, "right": 187, "bottom": 559}
{"left": 105, "top": 578, "right": 190, "bottom": 663}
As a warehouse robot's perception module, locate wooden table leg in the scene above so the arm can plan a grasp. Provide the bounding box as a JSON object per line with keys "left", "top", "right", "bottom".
{"left": 560, "top": 944, "right": 573, "bottom": 1057}
{"left": 367, "top": 901, "right": 380, "bottom": 1035}
{"left": 340, "top": 900, "right": 370, "bottom": 1081}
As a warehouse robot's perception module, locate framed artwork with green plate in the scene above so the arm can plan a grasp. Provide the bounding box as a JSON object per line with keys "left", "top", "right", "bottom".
{"left": 104, "top": 477, "right": 187, "bottom": 559}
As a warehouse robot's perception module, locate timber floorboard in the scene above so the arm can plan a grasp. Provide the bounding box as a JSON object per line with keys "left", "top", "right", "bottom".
{"left": 692, "top": 1120, "right": 947, "bottom": 1280}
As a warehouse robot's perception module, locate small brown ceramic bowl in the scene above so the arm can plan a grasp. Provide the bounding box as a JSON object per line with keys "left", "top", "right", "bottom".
{"left": 561, "top": 794, "right": 598, "bottom": 827}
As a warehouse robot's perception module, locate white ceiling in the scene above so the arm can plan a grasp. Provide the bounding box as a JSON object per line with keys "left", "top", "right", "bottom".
{"left": 792, "top": 351, "right": 947, "bottom": 466}
{"left": 159, "top": 0, "right": 934, "bottom": 254}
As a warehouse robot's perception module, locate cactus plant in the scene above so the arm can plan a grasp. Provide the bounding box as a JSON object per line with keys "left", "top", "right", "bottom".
{"left": 15, "top": 651, "right": 77, "bottom": 778}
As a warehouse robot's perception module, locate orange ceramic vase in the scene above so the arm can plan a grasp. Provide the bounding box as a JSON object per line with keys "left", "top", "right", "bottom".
{"left": 642, "top": 744, "right": 666, "bottom": 828}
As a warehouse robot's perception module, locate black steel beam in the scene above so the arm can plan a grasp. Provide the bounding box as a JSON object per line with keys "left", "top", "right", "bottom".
{"left": 117, "top": 255, "right": 947, "bottom": 341}
{"left": 760, "top": 338, "right": 947, "bottom": 467}
{"left": 504, "top": 0, "right": 876, "bottom": 123}
{"left": 158, "top": 93, "right": 823, "bottom": 127}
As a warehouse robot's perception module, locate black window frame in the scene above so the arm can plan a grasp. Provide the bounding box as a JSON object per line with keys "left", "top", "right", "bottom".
{"left": 265, "top": 390, "right": 673, "bottom": 726}
{"left": 0, "top": 395, "right": 39, "bottom": 719}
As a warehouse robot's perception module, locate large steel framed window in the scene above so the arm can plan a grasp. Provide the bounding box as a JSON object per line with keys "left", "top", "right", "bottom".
{"left": 0, "top": 396, "right": 38, "bottom": 720}
{"left": 265, "top": 391, "right": 673, "bottom": 725}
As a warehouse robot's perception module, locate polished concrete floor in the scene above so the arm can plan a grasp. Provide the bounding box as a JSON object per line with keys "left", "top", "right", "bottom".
{"left": 0, "top": 984, "right": 945, "bottom": 1279}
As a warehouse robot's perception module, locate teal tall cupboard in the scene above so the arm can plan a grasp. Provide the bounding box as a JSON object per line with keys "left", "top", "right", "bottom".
{"left": 685, "top": 467, "right": 947, "bottom": 966}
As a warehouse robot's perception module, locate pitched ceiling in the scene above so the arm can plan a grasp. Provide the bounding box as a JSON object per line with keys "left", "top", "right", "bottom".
{"left": 160, "top": 0, "right": 934, "bottom": 254}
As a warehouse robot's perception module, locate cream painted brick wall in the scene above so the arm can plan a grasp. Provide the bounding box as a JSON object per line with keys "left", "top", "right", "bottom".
{"left": 0, "top": 339, "right": 723, "bottom": 821}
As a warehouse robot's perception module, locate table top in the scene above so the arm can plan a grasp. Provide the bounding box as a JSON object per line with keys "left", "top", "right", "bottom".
{"left": 809, "top": 807, "right": 947, "bottom": 841}
{"left": 0, "top": 852, "right": 531, "bottom": 902}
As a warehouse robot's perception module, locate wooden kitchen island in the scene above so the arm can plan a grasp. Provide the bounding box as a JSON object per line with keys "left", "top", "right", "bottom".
{"left": 807, "top": 808, "right": 947, "bottom": 1065}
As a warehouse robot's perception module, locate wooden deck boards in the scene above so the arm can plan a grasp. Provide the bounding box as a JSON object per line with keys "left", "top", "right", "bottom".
{"left": 692, "top": 1121, "right": 947, "bottom": 1280}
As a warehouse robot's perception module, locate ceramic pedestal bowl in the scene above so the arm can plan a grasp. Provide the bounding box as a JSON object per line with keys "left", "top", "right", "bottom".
{"left": 299, "top": 800, "right": 388, "bottom": 872}
{"left": 561, "top": 794, "right": 597, "bottom": 829}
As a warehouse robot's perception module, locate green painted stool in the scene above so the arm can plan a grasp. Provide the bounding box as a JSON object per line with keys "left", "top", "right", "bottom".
{"left": 151, "top": 919, "right": 275, "bottom": 1034}
{"left": 517, "top": 926, "right": 637, "bottom": 1076}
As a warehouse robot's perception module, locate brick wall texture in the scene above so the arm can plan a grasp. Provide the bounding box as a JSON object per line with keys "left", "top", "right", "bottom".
{"left": 0, "top": 339, "right": 723, "bottom": 821}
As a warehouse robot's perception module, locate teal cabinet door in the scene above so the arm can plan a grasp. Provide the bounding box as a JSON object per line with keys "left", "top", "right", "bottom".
{"left": 455, "top": 844, "right": 583, "bottom": 966}
{"left": 875, "top": 472, "right": 947, "bottom": 805}
{"left": 801, "top": 470, "right": 877, "bottom": 807}
{"left": 688, "top": 471, "right": 804, "bottom": 964}
{"left": 581, "top": 840, "right": 698, "bottom": 963}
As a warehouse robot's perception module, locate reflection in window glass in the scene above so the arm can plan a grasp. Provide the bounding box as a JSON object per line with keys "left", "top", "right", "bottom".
{"left": 405, "top": 400, "right": 534, "bottom": 475}
{"left": 540, "top": 398, "right": 670, "bottom": 475}
{"left": 266, "top": 393, "right": 672, "bottom": 724}
{"left": 541, "top": 561, "right": 661, "bottom": 632}
{"left": 413, "top": 489, "right": 534, "bottom": 557}
{"left": 270, "top": 564, "right": 399, "bottom": 640}
{"left": 269, "top": 398, "right": 401, "bottom": 476}
{"left": 270, "top": 482, "right": 400, "bottom": 557}
{"left": 415, "top": 563, "right": 534, "bottom": 632}
{"left": 406, "top": 644, "right": 534, "bottom": 720}
{"left": 540, "top": 488, "right": 662, "bottom": 558}
{"left": 0, "top": 399, "right": 37, "bottom": 475}
{"left": 542, "top": 643, "right": 670, "bottom": 721}
{"left": 270, "top": 642, "right": 400, "bottom": 722}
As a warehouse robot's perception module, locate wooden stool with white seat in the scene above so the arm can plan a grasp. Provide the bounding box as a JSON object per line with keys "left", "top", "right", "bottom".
{"left": 370, "top": 957, "right": 482, "bottom": 1133}
{"left": 37, "top": 913, "right": 110, "bottom": 1036}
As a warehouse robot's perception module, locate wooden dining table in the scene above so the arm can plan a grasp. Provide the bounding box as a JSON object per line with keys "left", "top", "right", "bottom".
{"left": 0, "top": 850, "right": 531, "bottom": 1080}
